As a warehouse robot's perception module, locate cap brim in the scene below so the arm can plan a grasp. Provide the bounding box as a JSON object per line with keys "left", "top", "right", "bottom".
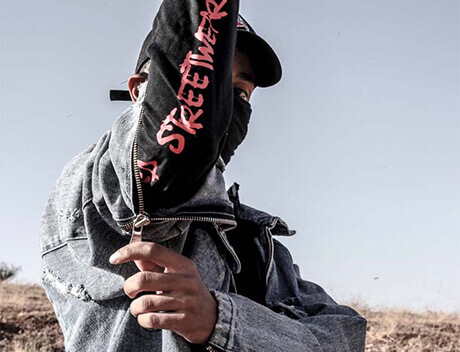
{"left": 110, "top": 30, "right": 282, "bottom": 101}
{"left": 236, "top": 31, "right": 282, "bottom": 88}
{"left": 110, "top": 90, "right": 132, "bottom": 101}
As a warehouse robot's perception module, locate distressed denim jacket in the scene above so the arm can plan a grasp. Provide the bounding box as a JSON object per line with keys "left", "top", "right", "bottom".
{"left": 40, "top": 167, "right": 366, "bottom": 352}
{"left": 39, "top": 0, "right": 366, "bottom": 351}
{"left": 42, "top": 177, "right": 366, "bottom": 352}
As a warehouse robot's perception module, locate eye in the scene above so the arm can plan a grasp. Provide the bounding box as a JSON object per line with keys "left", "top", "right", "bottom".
{"left": 236, "top": 88, "right": 250, "bottom": 102}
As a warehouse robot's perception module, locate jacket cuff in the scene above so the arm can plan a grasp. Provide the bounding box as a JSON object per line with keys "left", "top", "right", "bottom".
{"left": 207, "top": 290, "right": 237, "bottom": 352}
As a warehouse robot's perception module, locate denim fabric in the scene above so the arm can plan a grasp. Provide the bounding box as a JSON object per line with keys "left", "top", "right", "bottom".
{"left": 204, "top": 193, "right": 367, "bottom": 352}
{"left": 39, "top": 0, "right": 366, "bottom": 350}
{"left": 40, "top": 185, "right": 367, "bottom": 351}
{"left": 41, "top": 224, "right": 233, "bottom": 352}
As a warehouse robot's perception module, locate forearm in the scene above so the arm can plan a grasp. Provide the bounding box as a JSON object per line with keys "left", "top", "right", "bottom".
{"left": 95, "top": 0, "right": 239, "bottom": 231}
{"left": 136, "top": 0, "right": 239, "bottom": 211}
{"left": 209, "top": 291, "right": 367, "bottom": 352}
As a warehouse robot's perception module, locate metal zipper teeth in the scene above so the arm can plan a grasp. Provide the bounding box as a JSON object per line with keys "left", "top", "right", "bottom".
{"left": 132, "top": 106, "right": 146, "bottom": 216}
{"left": 127, "top": 106, "right": 237, "bottom": 234}
{"left": 121, "top": 216, "right": 237, "bottom": 232}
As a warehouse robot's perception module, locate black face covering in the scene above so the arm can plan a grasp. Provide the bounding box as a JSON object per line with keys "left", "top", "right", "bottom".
{"left": 221, "top": 90, "right": 253, "bottom": 165}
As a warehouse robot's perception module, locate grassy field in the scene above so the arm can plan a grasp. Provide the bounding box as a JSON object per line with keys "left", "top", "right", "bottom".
{"left": 1, "top": 282, "right": 459, "bottom": 351}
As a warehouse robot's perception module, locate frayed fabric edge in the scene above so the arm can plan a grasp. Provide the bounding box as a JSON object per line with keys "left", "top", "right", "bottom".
{"left": 42, "top": 268, "right": 92, "bottom": 302}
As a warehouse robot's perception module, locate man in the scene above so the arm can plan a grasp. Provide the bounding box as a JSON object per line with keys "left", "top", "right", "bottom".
{"left": 40, "top": 1, "right": 367, "bottom": 351}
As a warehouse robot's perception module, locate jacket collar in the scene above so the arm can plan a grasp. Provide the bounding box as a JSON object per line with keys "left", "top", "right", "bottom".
{"left": 227, "top": 183, "right": 296, "bottom": 237}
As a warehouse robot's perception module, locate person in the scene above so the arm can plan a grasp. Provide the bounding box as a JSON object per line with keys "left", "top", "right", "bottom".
{"left": 39, "top": 1, "right": 367, "bottom": 351}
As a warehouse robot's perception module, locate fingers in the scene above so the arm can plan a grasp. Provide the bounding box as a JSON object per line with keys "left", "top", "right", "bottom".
{"left": 134, "top": 259, "right": 164, "bottom": 273}
{"left": 109, "top": 241, "right": 216, "bottom": 344}
{"left": 110, "top": 242, "right": 195, "bottom": 273}
{"left": 136, "top": 312, "right": 185, "bottom": 331}
{"left": 130, "top": 294, "right": 180, "bottom": 316}
{"left": 124, "top": 271, "right": 192, "bottom": 298}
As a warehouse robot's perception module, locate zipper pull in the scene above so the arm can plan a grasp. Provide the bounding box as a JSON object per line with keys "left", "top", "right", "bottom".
{"left": 130, "top": 213, "right": 151, "bottom": 243}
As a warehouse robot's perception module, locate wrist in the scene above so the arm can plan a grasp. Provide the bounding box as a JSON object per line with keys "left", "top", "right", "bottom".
{"left": 194, "top": 291, "right": 218, "bottom": 344}
{"left": 206, "top": 290, "right": 237, "bottom": 352}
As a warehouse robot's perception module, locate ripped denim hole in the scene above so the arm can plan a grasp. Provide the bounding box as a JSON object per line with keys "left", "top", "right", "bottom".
{"left": 42, "top": 268, "right": 91, "bottom": 302}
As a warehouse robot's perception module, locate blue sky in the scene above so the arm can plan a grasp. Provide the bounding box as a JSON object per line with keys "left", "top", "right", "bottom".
{"left": 1, "top": 0, "right": 459, "bottom": 312}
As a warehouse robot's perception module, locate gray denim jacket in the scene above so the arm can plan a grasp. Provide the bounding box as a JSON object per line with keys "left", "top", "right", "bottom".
{"left": 39, "top": 0, "right": 366, "bottom": 350}
{"left": 39, "top": 114, "right": 366, "bottom": 351}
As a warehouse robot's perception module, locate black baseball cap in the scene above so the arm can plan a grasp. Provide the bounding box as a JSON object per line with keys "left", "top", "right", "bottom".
{"left": 235, "top": 15, "right": 282, "bottom": 88}
{"left": 110, "top": 14, "right": 282, "bottom": 101}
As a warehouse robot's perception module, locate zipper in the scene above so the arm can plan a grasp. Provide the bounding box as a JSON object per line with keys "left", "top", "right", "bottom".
{"left": 129, "top": 213, "right": 151, "bottom": 243}
{"left": 128, "top": 105, "right": 229, "bottom": 352}
{"left": 129, "top": 106, "right": 150, "bottom": 243}
{"left": 126, "top": 106, "right": 237, "bottom": 241}
{"left": 122, "top": 215, "right": 236, "bottom": 233}
{"left": 133, "top": 106, "right": 146, "bottom": 217}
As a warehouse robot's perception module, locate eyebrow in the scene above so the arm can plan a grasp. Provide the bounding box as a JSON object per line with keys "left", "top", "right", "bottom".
{"left": 237, "top": 72, "right": 256, "bottom": 86}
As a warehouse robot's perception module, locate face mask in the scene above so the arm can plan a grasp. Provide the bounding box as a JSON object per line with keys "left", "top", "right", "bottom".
{"left": 221, "top": 91, "right": 253, "bottom": 165}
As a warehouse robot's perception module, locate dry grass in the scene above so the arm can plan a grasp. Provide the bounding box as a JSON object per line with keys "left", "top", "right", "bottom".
{"left": 352, "top": 304, "right": 460, "bottom": 352}
{"left": 1, "top": 282, "right": 459, "bottom": 351}
{"left": 0, "top": 282, "right": 64, "bottom": 352}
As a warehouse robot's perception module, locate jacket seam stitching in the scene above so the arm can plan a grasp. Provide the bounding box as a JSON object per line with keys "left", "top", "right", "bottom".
{"left": 82, "top": 197, "right": 93, "bottom": 209}
{"left": 41, "top": 237, "right": 89, "bottom": 257}
{"left": 41, "top": 242, "right": 68, "bottom": 257}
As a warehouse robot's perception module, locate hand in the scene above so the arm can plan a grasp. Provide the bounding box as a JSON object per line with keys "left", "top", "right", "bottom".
{"left": 109, "top": 241, "right": 217, "bottom": 345}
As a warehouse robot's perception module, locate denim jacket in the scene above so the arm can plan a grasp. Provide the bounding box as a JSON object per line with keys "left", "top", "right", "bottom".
{"left": 39, "top": 0, "right": 366, "bottom": 350}
{"left": 40, "top": 173, "right": 366, "bottom": 352}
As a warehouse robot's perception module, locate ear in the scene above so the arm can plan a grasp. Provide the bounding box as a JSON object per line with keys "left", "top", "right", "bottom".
{"left": 127, "top": 74, "right": 148, "bottom": 102}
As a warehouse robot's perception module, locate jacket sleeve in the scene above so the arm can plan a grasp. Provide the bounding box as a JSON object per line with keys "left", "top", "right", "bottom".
{"left": 133, "top": 0, "right": 239, "bottom": 212}
{"left": 39, "top": 0, "right": 239, "bottom": 283}
{"left": 207, "top": 241, "right": 367, "bottom": 352}
{"left": 96, "top": 0, "right": 239, "bottom": 226}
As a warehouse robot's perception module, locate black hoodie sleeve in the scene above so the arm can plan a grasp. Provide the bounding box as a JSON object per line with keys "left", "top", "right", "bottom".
{"left": 135, "top": 0, "right": 239, "bottom": 212}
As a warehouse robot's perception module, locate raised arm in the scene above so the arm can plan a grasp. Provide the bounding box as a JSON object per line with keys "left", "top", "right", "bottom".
{"left": 133, "top": 0, "right": 239, "bottom": 212}
{"left": 40, "top": 0, "right": 240, "bottom": 292}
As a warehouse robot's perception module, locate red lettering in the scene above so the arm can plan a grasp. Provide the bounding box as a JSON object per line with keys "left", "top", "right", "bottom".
{"left": 195, "top": 15, "right": 217, "bottom": 53}
{"left": 160, "top": 105, "right": 204, "bottom": 135}
{"left": 177, "top": 61, "right": 204, "bottom": 107}
{"left": 178, "top": 105, "right": 204, "bottom": 133}
{"left": 178, "top": 88, "right": 204, "bottom": 108}
{"left": 204, "top": 0, "right": 228, "bottom": 21}
{"left": 157, "top": 108, "right": 186, "bottom": 154}
{"left": 180, "top": 55, "right": 210, "bottom": 89}
{"left": 154, "top": 0, "right": 228, "bottom": 160}
{"left": 191, "top": 42, "right": 215, "bottom": 66}
{"left": 137, "top": 160, "right": 159, "bottom": 183}
{"left": 184, "top": 50, "right": 213, "bottom": 70}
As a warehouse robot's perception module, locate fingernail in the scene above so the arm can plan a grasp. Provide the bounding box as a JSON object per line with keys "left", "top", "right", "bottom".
{"left": 109, "top": 252, "right": 121, "bottom": 264}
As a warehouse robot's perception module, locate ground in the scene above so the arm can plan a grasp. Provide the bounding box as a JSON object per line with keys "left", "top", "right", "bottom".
{"left": 358, "top": 305, "right": 460, "bottom": 352}
{"left": 0, "top": 282, "right": 459, "bottom": 351}
{"left": 0, "top": 283, "right": 63, "bottom": 352}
